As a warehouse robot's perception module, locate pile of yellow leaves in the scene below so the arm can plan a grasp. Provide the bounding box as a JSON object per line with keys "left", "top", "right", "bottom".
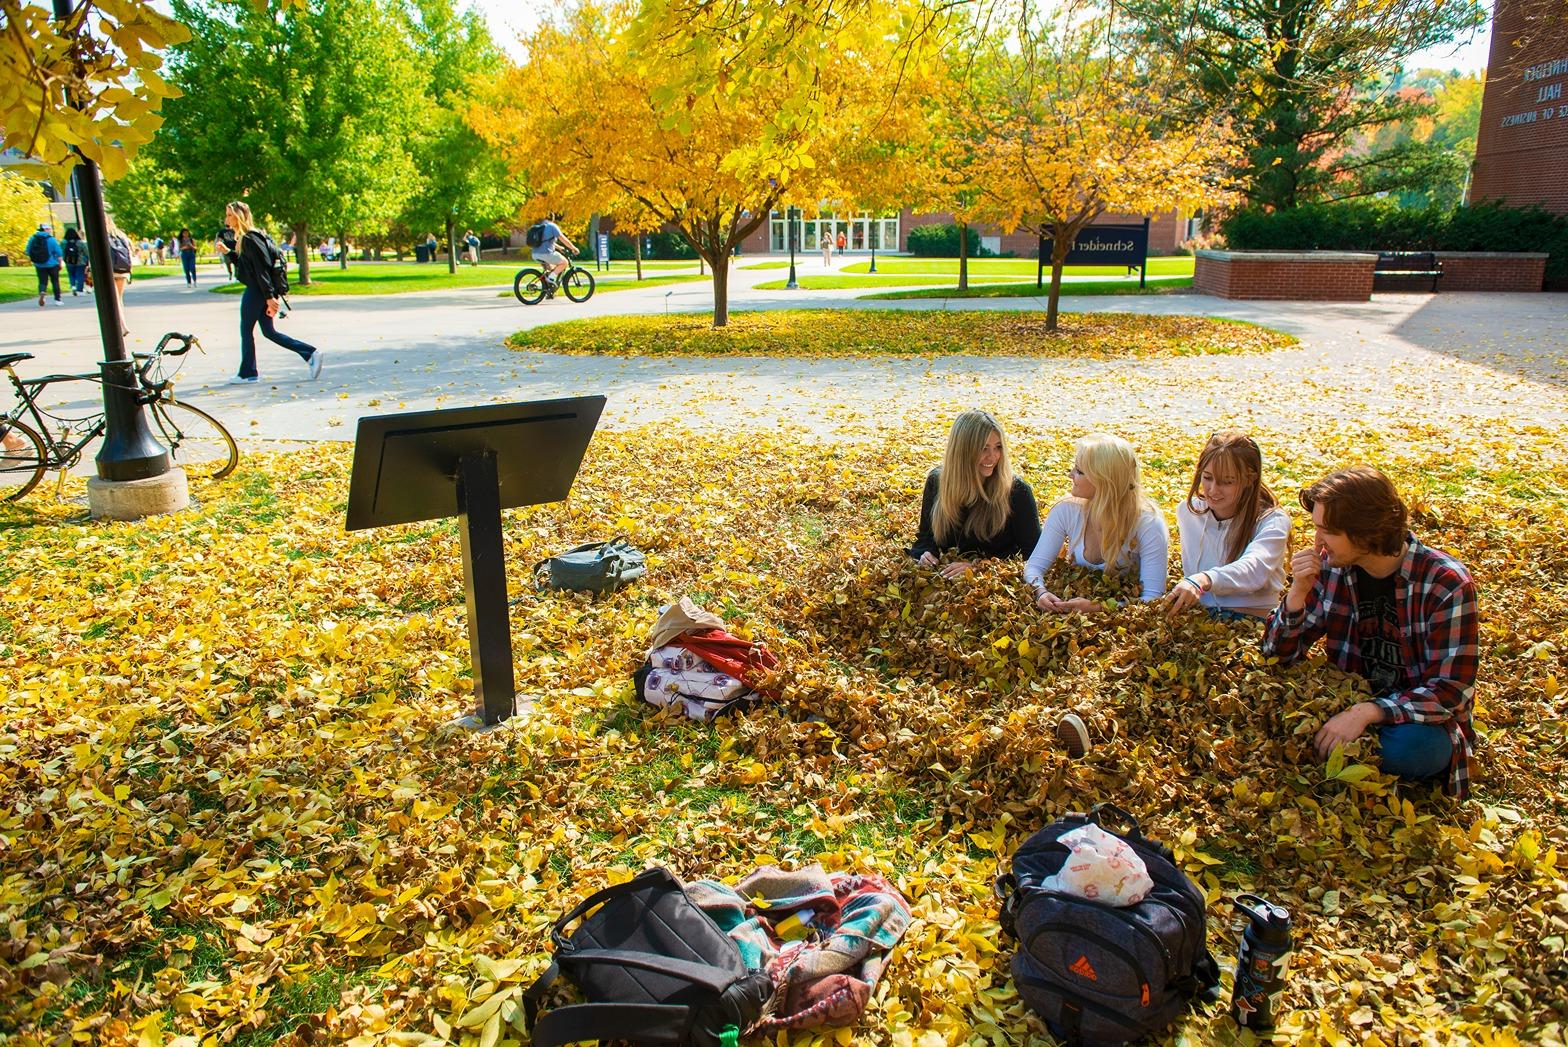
{"left": 1, "top": 418, "right": 1564, "bottom": 1047}
{"left": 506, "top": 310, "right": 1297, "bottom": 359}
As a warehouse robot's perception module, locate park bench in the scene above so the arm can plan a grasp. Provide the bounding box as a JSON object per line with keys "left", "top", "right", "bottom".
{"left": 1373, "top": 251, "right": 1443, "bottom": 293}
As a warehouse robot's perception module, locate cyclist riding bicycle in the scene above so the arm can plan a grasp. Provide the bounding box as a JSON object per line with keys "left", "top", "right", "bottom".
{"left": 530, "top": 217, "right": 578, "bottom": 285}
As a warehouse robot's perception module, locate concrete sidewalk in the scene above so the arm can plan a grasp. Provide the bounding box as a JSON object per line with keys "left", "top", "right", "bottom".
{"left": 3, "top": 260, "right": 1565, "bottom": 451}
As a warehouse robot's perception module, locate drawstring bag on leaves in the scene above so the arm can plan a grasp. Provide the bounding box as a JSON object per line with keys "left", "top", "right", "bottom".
{"left": 686, "top": 864, "right": 911, "bottom": 1033}
{"left": 535, "top": 536, "right": 647, "bottom": 594}
{"left": 996, "top": 803, "right": 1220, "bottom": 1046}
{"left": 635, "top": 598, "right": 779, "bottom": 721}
{"left": 523, "top": 867, "right": 774, "bottom": 1047}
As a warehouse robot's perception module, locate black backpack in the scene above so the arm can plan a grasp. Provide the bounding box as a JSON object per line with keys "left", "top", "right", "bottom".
{"left": 62, "top": 239, "right": 83, "bottom": 266}
{"left": 524, "top": 867, "right": 773, "bottom": 1047}
{"left": 245, "top": 230, "right": 290, "bottom": 297}
{"left": 996, "top": 804, "right": 1221, "bottom": 1046}
{"left": 27, "top": 234, "right": 51, "bottom": 265}
{"left": 109, "top": 235, "right": 133, "bottom": 274}
{"left": 526, "top": 222, "right": 547, "bottom": 248}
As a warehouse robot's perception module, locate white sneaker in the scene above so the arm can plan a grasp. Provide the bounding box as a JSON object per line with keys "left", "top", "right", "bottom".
{"left": 53, "top": 298, "right": 63, "bottom": 306}
{"left": 307, "top": 350, "right": 323, "bottom": 380}
{"left": 1056, "top": 713, "right": 1091, "bottom": 759}
{"left": 227, "top": 375, "right": 259, "bottom": 385}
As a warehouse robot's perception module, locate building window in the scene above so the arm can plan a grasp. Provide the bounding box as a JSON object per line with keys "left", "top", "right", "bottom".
{"left": 770, "top": 211, "right": 899, "bottom": 253}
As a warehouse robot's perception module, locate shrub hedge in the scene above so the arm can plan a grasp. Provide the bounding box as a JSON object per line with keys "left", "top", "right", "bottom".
{"left": 907, "top": 223, "right": 993, "bottom": 258}
{"left": 1221, "top": 200, "right": 1568, "bottom": 279}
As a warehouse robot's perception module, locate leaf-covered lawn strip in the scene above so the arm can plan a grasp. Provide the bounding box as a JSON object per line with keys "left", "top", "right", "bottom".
{"left": 1, "top": 421, "right": 1565, "bottom": 1045}
{"left": 506, "top": 309, "right": 1297, "bottom": 359}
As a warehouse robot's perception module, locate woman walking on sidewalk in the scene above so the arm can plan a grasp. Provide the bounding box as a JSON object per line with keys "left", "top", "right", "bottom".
{"left": 178, "top": 227, "right": 198, "bottom": 285}
{"left": 217, "top": 201, "right": 323, "bottom": 385}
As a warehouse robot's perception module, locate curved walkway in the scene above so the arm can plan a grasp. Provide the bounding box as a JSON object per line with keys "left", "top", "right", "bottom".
{"left": 2, "top": 260, "right": 1565, "bottom": 449}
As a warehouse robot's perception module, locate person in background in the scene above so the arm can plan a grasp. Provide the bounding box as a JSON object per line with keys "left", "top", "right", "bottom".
{"left": 909, "top": 410, "right": 1041, "bottom": 579}
{"left": 62, "top": 227, "right": 88, "bottom": 297}
{"left": 26, "top": 223, "right": 63, "bottom": 307}
{"left": 216, "top": 224, "right": 238, "bottom": 281}
{"left": 425, "top": 231, "right": 438, "bottom": 263}
{"left": 1262, "top": 467, "right": 1479, "bottom": 798}
{"left": 217, "top": 200, "right": 323, "bottom": 385}
{"left": 1164, "top": 431, "right": 1290, "bottom": 620}
{"left": 178, "top": 227, "right": 198, "bottom": 285}
{"left": 820, "top": 233, "right": 832, "bottom": 267}
{"left": 464, "top": 229, "right": 481, "bottom": 265}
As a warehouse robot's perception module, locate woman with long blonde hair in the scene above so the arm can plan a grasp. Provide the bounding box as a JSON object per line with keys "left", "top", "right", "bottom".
{"left": 1023, "top": 433, "right": 1169, "bottom": 612}
{"left": 217, "top": 200, "right": 322, "bottom": 384}
{"left": 910, "top": 410, "right": 1041, "bottom": 578}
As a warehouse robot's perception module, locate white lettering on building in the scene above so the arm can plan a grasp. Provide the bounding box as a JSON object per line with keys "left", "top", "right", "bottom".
{"left": 1523, "top": 56, "right": 1568, "bottom": 82}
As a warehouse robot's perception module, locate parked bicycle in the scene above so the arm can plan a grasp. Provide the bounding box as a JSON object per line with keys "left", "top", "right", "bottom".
{"left": 1, "top": 332, "right": 239, "bottom": 501}
{"left": 513, "top": 246, "right": 596, "bottom": 306}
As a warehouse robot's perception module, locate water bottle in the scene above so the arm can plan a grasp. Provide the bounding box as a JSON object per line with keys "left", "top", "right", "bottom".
{"left": 1230, "top": 893, "right": 1292, "bottom": 1030}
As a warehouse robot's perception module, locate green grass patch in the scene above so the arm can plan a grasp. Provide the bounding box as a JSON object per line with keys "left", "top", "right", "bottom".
{"left": 753, "top": 274, "right": 1022, "bottom": 291}
{"left": 0, "top": 265, "right": 172, "bottom": 304}
{"left": 211, "top": 260, "right": 705, "bottom": 297}
{"left": 507, "top": 308, "right": 1296, "bottom": 359}
{"left": 861, "top": 276, "right": 1193, "bottom": 300}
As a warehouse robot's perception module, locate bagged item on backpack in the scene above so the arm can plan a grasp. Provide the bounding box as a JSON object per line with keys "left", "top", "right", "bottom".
{"left": 524, "top": 866, "right": 774, "bottom": 1047}
{"left": 997, "top": 803, "right": 1220, "bottom": 1047}
{"left": 1041, "top": 824, "right": 1154, "bottom": 907}
{"left": 674, "top": 629, "right": 779, "bottom": 695}
{"left": 535, "top": 535, "right": 646, "bottom": 593}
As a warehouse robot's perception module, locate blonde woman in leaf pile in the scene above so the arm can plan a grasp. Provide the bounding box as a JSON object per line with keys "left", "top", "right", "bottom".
{"left": 1163, "top": 430, "right": 1290, "bottom": 622}
{"left": 1023, "top": 434, "right": 1169, "bottom": 756}
{"left": 909, "top": 410, "right": 1042, "bottom": 579}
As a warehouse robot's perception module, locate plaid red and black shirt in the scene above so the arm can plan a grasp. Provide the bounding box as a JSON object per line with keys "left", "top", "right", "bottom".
{"left": 1262, "top": 533, "right": 1479, "bottom": 799}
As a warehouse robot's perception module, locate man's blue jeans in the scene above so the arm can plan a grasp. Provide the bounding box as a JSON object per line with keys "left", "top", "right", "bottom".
{"left": 1377, "top": 723, "right": 1452, "bottom": 781}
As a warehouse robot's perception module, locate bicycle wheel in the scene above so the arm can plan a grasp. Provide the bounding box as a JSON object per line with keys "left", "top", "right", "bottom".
{"left": 154, "top": 400, "right": 238, "bottom": 480}
{"left": 562, "top": 267, "right": 596, "bottom": 303}
{"left": 0, "top": 418, "right": 47, "bottom": 501}
{"left": 513, "top": 268, "right": 547, "bottom": 305}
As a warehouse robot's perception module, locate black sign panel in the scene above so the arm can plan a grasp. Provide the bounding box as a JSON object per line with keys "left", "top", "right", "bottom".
{"left": 1040, "top": 222, "right": 1150, "bottom": 267}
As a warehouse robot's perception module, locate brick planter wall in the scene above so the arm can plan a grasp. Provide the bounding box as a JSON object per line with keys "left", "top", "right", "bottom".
{"left": 1194, "top": 250, "right": 1377, "bottom": 301}
{"left": 1431, "top": 252, "right": 1547, "bottom": 292}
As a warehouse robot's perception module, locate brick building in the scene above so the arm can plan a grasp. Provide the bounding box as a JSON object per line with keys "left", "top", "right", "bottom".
{"left": 735, "top": 207, "right": 1193, "bottom": 257}
{"left": 1469, "top": 0, "right": 1568, "bottom": 215}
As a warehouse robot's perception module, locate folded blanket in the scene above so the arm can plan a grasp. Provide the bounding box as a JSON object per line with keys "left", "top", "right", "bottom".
{"left": 686, "top": 864, "right": 911, "bottom": 1032}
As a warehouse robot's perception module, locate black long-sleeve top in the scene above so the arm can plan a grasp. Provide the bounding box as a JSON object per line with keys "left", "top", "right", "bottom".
{"left": 908, "top": 468, "right": 1042, "bottom": 560}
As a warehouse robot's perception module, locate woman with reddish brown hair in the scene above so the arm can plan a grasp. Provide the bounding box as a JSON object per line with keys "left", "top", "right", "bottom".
{"left": 1165, "top": 431, "right": 1290, "bottom": 620}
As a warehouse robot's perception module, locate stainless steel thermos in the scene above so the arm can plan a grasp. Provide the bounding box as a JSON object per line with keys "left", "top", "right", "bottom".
{"left": 1230, "top": 893, "right": 1292, "bottom": 1029}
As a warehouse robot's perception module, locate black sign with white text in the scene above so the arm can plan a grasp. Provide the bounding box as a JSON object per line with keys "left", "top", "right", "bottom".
{"left": 1040, "top": 223, "right": 1150, "bottom": 267}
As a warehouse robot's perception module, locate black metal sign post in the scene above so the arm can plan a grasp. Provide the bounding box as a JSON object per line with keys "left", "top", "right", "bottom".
{"left": 785, "top": 205, "right": 800, "bottom": 289}
{"left": 345, "top": 396, "right": 606, "bottom": 727}
{"left": 1037, "top": 221, "right": 1153, "bottom": 290}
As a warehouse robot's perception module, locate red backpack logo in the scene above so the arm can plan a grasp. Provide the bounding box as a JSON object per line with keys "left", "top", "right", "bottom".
{"left": 1069, "top": 954, "right": 1098, "bottom": 981}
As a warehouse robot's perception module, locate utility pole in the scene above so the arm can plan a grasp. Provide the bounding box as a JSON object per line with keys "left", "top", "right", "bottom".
{"left": 52, "top": 0, "right": 183, "bottom": 518}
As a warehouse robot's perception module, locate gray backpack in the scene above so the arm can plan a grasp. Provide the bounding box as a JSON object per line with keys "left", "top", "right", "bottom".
{"left": 534, "top": 536, "right": 646, "bottom": 593}
{"left": 996, "top": 804, "right": 1220, "bottom": 1046}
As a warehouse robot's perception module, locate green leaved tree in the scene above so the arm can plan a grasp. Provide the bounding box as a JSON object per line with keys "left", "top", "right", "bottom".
{"left": 159, "top": 0, "right": 423, "bottom": 286}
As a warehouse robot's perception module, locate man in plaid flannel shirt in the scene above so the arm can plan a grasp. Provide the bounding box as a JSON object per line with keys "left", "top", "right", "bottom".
{"left": 1263, "top": 467, "right": 1478, "bottom": 798}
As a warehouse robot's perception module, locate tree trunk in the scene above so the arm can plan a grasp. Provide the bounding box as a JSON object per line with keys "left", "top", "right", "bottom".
{"left": 294, "top": 220, "right": 311, "bottom": 287}
{"left": 710, "top": 249, "right": 730, "bottom": 327}
{"left": 445, "top": 216, "right": 456, "bottom": 274}
{"left": 698, "top": 255, "right": 705, "bottom": 277}
{"left": 635, "top": 235, "right": 643, "bottom": 281}
{"left": 339, "top": 229, "right": 348, "bottom": 270}
{"left": 1046, "top": 259, "right": 1065, "bottom": 331}
{"left": 958, "top": 221, "right": 969, "bottom": 292}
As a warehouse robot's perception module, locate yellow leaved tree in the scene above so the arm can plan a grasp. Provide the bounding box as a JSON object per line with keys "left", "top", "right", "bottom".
{"left": 0, "top": 0, "right": 194, "bottom": 179}
{"left": 958, "top": 0, "right": 1241, "bottom": 330}
{"left": 472, "top": 0, "right": 930, "bottom": 326}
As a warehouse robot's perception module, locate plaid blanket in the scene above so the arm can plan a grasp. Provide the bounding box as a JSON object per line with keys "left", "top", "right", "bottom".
{"left": 685, "top": 864, "right": 911, "bottom": 1032}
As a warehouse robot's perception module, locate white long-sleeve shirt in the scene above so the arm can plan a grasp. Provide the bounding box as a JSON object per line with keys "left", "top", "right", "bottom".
{"left": 1176, "top": 500, "right": 1291, "bottom": 618}
{"left": 1023, "top": 498, "right": 1170, "bottom": 602}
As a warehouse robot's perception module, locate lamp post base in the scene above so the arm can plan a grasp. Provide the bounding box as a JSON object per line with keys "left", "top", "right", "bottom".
{"left": 86, "top": 468, "right": 189, "bottom": 521}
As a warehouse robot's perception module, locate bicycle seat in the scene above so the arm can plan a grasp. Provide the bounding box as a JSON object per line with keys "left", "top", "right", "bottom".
{"left": 0, "top": 353, "right": 35, "bottom": 368}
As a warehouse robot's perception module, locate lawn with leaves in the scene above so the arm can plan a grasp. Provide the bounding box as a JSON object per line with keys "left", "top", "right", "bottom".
{"left": 1, "top": 413, "right": 1565, "bottom": 1046}
{"left": 507, "top": 309, "right": 1296, "bottom": 359}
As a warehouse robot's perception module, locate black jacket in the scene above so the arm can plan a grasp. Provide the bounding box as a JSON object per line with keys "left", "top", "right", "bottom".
{"left": 909, "top": 469, "right": 1042, "bottom": 560}
{"left": 234, "top": 230, "right": 283, "bottom": 297}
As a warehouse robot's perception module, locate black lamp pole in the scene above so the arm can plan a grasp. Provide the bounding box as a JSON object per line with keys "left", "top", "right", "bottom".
{"left": 53, "top": 0, "right": 170, "bottom": 482}
{"left": 785, "top": 205, "right": 799, "bottom": 289}
{"left": 869, "top": 220, "right": 879, "bottom": 274}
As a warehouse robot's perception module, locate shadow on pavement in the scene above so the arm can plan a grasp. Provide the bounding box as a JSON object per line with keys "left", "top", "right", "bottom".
{"left": 1391, "top": 292, "right": 1568, "bottom": 390}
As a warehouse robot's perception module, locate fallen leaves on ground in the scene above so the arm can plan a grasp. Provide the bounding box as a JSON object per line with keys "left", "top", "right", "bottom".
{"left": 0, "top": 418, "right": 1564, "bottom": 1047}
{"left": 506, "top": 309, "right": 1297, "bottom": 359}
